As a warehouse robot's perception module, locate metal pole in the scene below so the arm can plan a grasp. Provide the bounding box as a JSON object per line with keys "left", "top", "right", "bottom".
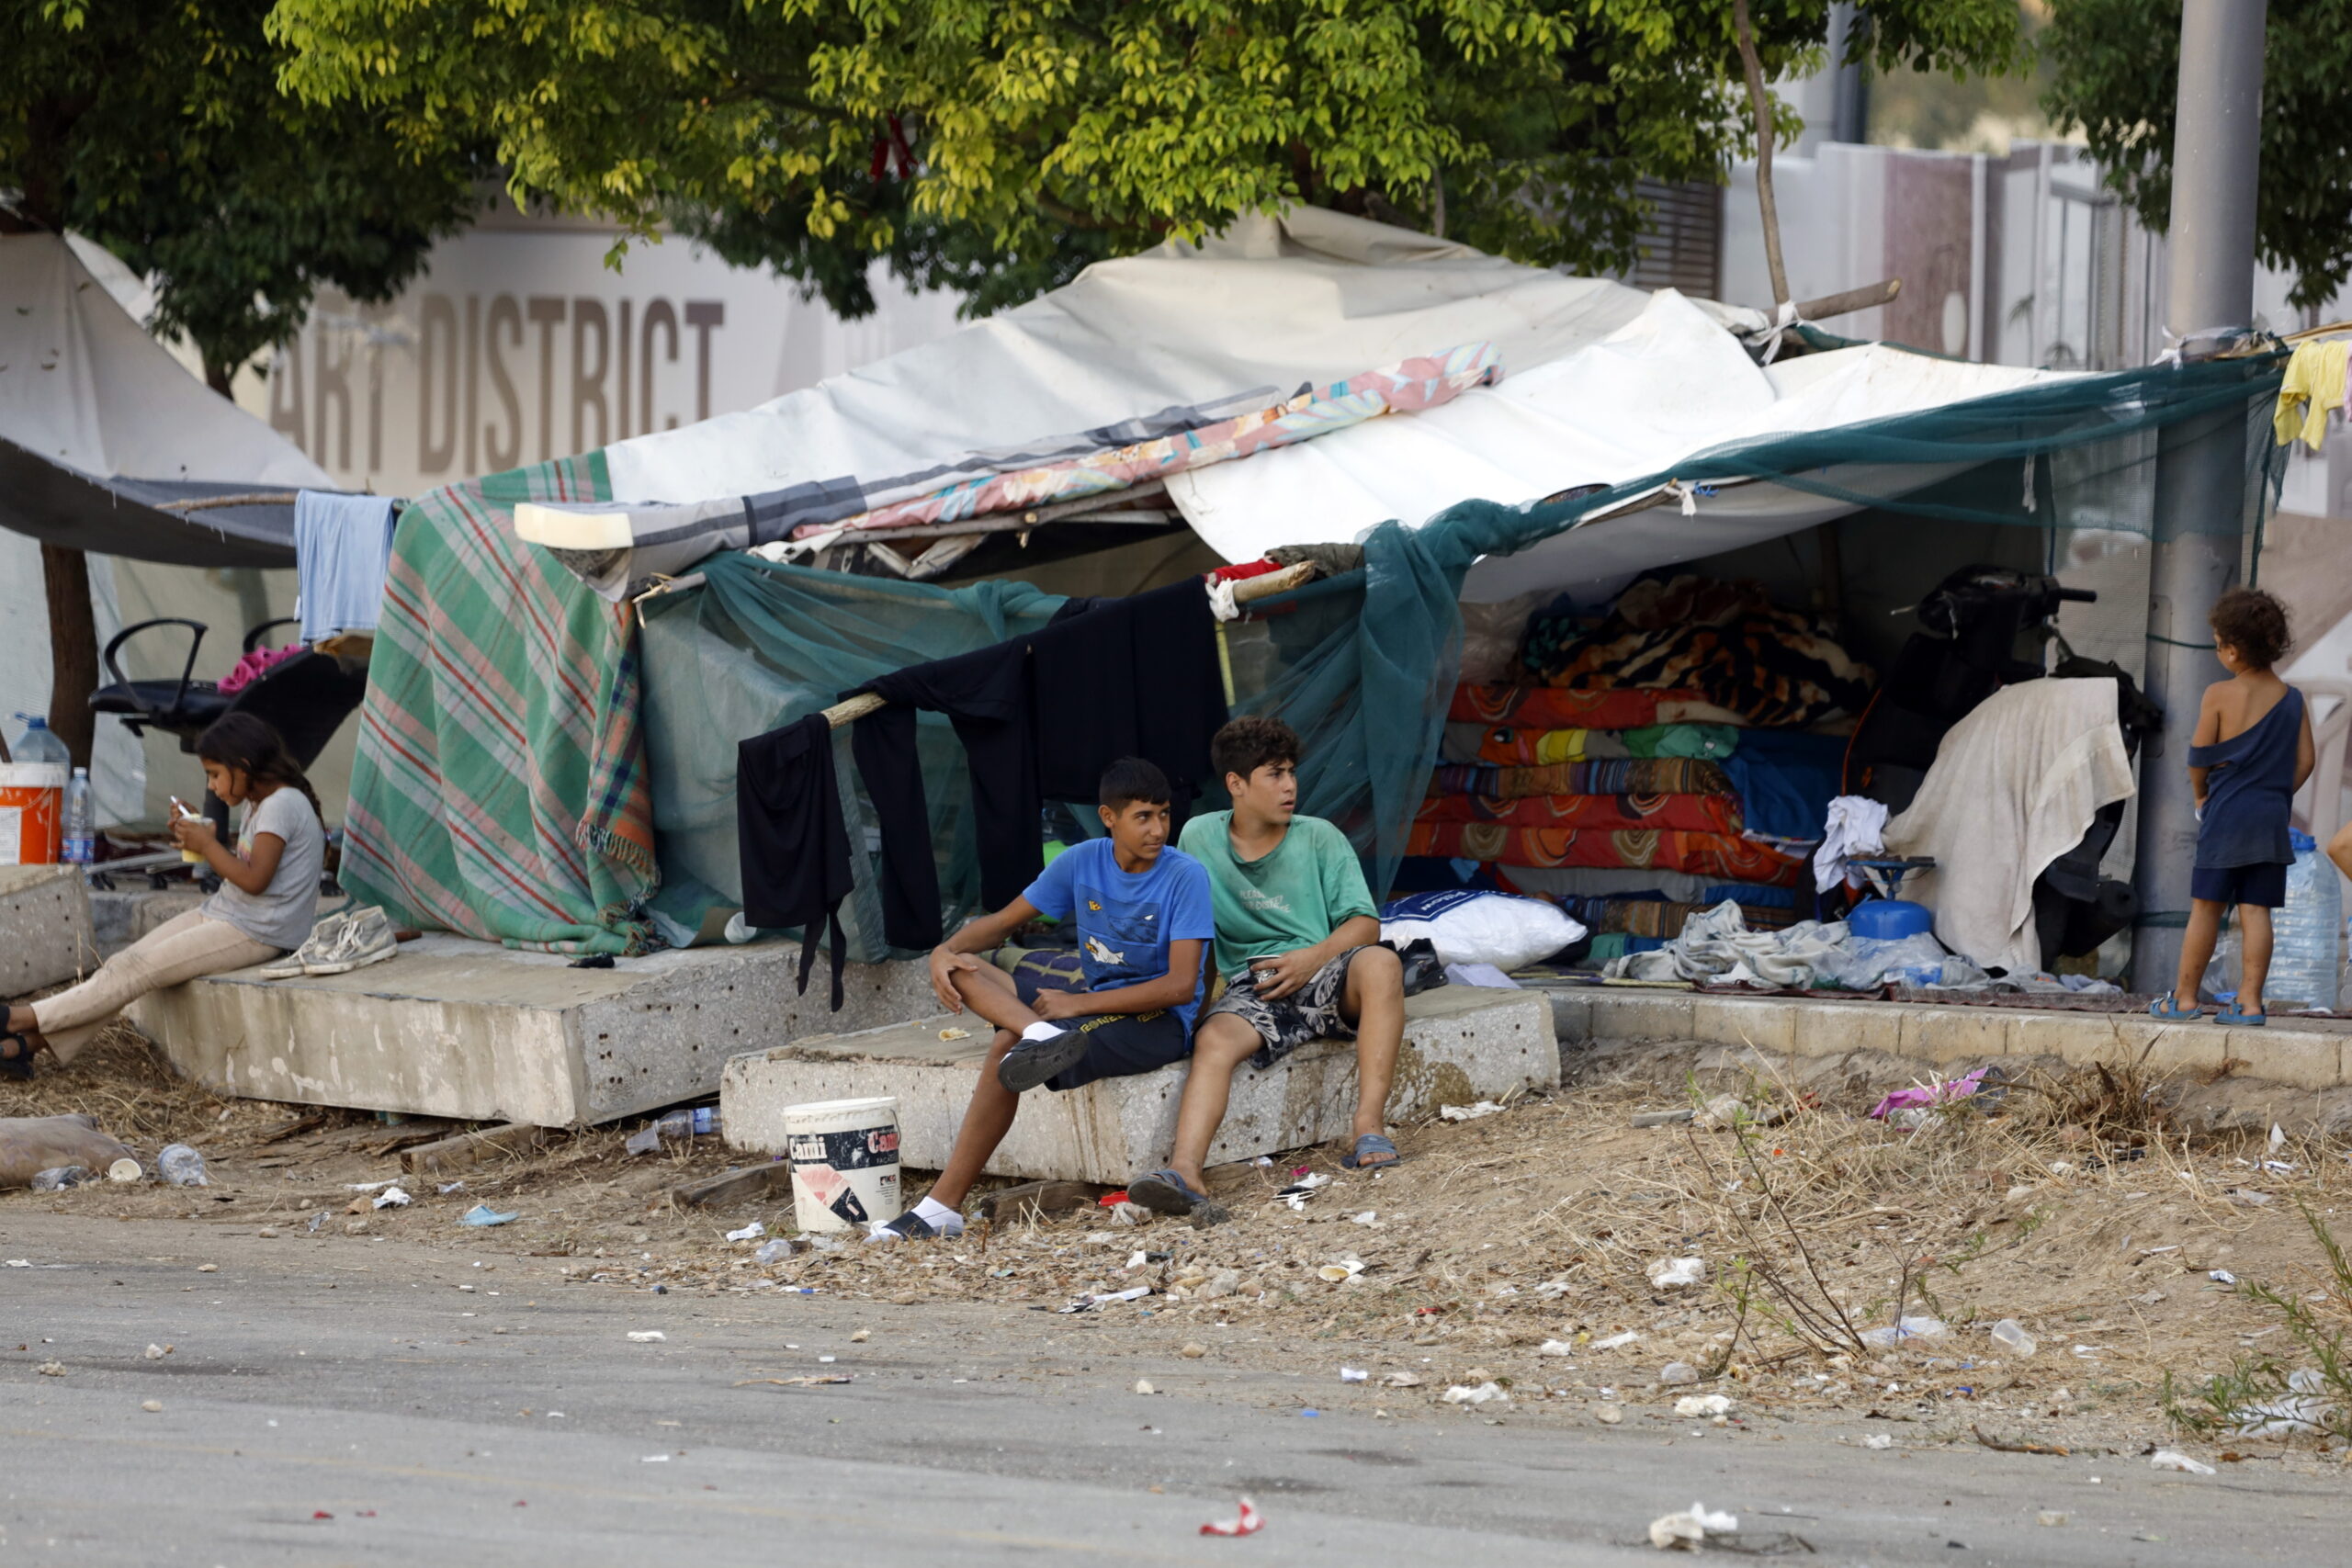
{"left": 2130, "top": 0, "right": 2267, "bottom": 992}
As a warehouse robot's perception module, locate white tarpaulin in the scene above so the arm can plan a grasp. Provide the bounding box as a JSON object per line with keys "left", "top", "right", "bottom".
{"left": 601, "top": 208, "right": 1659, "bottom": 504}
{"left": 1169, "top": 289, "right": 2065, "bottom": 602}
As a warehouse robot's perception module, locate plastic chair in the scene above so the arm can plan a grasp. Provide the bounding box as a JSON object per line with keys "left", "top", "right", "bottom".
{"left": 88, "top": 615, "right": 368, "bottom": 840}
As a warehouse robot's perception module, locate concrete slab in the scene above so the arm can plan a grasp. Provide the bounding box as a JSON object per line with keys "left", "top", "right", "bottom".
{"left": 1569, "top": 987, "right": 2350, "bottom": 1092}
{"left": 721, "top": 986, "right": 1558, "bottom": 1185}
{"left": 130, "top": 936, "right": 939, "bottom": 1126}
{"left": 1, "top": 863, "right": 99, "bottom": 998}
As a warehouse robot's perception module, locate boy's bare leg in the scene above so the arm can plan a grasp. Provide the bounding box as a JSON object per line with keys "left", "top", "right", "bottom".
{"left": 1167, "top": 1014, "right": 1261, "bottom": 1192}
{"left": 1337, "top": 945, "right": 1406, "bottom": 1156}
{"left": 2237, "top": 903, "right": 2274, "bottom": 1016}
{"left": 925, "top": 964, "right": 1047, "bottom": 1211}
{"left": 2173, "top": 898, "right": 2225, "bottom": 1006}
{"left": 2332, "top": 821, "right": 2352, "bottom": 886}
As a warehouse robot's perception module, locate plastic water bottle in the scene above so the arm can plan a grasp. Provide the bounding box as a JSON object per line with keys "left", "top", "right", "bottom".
{"left": 6, "top": 714, "right": 70, "bottom": 865}
{"left": 29, "top": 1166, "right": 90, "bottom": 1191}
{"left": 658, "top": 1107, "right": 721, "bottom": 1139}
{"left": 156, "top": 1144, "right": 209, "bottom": 1188}
{"left": 62, "top": 766, "right": 94, "bottom": 864}
{"left": 2267, "top": 830, "right": 2341, "bottom": 1012}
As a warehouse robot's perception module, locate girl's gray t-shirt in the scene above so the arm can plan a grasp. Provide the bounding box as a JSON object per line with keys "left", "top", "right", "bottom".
{"left": 200, "top": 787, "right": 324, "bottom": 950}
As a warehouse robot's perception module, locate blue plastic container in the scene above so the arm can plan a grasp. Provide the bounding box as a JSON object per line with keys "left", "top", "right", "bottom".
{"left": 1849, "top": 899, "right": 1933, "bottom": 941}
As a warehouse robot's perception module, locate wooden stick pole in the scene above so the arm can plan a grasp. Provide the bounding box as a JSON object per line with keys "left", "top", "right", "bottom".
{"left": 153, "top": 491, "right": 303, "bottom": 513}
{"left": 818, "top": 561, "right": 1316, "bottom": 728}
{"left": 1732, "top": 0, "right": 1791, "bottom": 314}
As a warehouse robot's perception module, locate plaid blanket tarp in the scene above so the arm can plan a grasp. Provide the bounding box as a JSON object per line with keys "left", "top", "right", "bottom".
{"left": 341, "top": 453, "right": 658, "bottom": 953}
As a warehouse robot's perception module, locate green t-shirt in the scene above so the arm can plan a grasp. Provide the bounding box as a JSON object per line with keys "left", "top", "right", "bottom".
{"left": 1177, "top": 811, "right": 1378, "bottom": 982}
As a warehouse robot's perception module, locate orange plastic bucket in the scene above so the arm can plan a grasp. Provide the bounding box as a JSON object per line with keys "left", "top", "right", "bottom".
{"left": 0, "top": 762, "right": 65, "bottom": 864}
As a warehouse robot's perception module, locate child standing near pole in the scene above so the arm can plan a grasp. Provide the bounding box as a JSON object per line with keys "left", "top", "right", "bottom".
{"left": 2152, "top": 588, "right": 2314, "bottom": 1025}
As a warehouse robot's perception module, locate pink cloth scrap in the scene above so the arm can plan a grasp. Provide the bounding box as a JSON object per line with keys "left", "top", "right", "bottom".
{"left": 1869, "top": 1066, "right": 1990, "bottom": 1121}
{"left": 217, "top": 642, "right": 305, "bottom": 695}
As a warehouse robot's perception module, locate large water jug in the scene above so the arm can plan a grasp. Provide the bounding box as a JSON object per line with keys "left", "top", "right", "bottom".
{"left": 2268, "top": 829, "right": 2342, "bottom": 1011}
{"left": 0, "top": 715, "right": 70, "bottom": 864}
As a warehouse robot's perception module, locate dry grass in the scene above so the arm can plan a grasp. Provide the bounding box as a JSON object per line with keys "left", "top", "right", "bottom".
{"left": 0, "top": 1021, "right": 230, "bottom": 1145}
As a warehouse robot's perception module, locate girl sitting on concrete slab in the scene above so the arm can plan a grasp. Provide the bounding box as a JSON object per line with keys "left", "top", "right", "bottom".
{"left": 2151, "top": 588, "right": 2314, "bottom": 1026}
{"left": 1, "top": 715, "right": 323, "bottom": 1077}
{"left": 867, "top": 757, "right": 1215, "bottom": 1241}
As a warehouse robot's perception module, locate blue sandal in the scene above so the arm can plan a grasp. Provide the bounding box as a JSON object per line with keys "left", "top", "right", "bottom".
{"left": 2214, "top": 1003, "right": 2267, "bottom": 1027}
{"left": 1128, "top": 1168, "right": 1231, "bottom": 1227}
{"left": 2147, "top": 993, "right": 2203, "bottom": 1021}
{"left": 1341, "top": 1133, "right": 1406, "bottom": 1170}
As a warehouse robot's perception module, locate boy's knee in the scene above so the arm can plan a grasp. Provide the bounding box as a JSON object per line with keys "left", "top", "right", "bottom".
{"left": 1352, "top": 943, "right": 1405, "bottom": 995}
{"left": 1193, "top": 1015, "right": 1261, "bottom": 1064}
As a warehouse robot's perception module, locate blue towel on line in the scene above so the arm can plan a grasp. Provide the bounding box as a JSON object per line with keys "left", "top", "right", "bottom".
{"left": 295, "top": 491, "right": 399, "bottom": 644}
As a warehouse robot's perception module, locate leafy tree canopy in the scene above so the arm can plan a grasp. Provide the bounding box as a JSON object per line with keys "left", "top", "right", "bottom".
{"left": 269, "top": 0, "right": 2022, "bottom": 321}
{"left": 2, "top": 0, "right": 488, "bottom": 388}
{"left": 2043, "top": 0, "right": 2352, "bottom": 312}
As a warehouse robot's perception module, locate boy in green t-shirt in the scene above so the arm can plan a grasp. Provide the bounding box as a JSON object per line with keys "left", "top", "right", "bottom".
{"left": 1128, "top": 717, "right": 1406, "bottom": 1225}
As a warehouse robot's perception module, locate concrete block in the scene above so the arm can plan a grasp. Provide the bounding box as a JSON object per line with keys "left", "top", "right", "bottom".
{"left": 721, "top": 986, "right": 1557, "bottom": 1185}
{"left": 130, "top": 936, "right": 940, "bottom": 1126}
{"left": 0, "top": 864, "right": 98, "bottom": 998}
{"left": 1896, "top": 1006, "right": 2012, "bottom": 1067}
{"left": 1788, "top": 999, "right": 1895, "bottom": 1058}
{"left": 1545, "top": 990, "right": 1593, "bottom": 1043}
{"left": 2135, "top": 1021, "right": 2230, "bottom": 1080}
{"left": 2222, "top": 1026, "right": 2341, "bottom": 1090}
{"left": 1692, "top": 994, "right": 1796, "bottom": 1053}
{"left": 1583, "top": 990, "right": 1695, "bottom": 1043}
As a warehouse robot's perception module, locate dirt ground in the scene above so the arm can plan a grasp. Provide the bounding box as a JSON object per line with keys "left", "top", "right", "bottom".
{"left": 6, "top": 1021, "right": 2350, "bottom": 1483}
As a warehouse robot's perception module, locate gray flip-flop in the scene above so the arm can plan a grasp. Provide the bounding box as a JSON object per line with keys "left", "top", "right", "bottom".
{"left": 1340, "top": 1133, "right": 1407, "bottom": 1170}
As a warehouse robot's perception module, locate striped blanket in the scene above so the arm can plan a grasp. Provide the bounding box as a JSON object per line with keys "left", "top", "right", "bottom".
{"left": 341, "top": 453, "right": 658, "bottom": 953}
{"left": 1404, "top": 822, "right": 1808, "bottom": 886}
{"left": 1428, "top": 759, "right": 1732, "bottom": 798}
{"left": 1413, "top": 791, "right": 1744, "bottom": 834}
{"left": 1450, "top": 684, "right": 1747, "bottom": 728}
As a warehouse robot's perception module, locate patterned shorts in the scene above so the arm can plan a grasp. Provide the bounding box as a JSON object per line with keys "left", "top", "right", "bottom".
{"left": 1203, "top": 944, "right": 1380, "bottom": 1068}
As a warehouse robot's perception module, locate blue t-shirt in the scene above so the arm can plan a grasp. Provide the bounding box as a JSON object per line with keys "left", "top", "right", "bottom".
{"left": 1021, "top": 838, "right": 1216, "bottom": 1032}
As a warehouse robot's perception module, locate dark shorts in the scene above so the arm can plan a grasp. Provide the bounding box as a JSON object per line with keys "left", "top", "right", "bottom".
{"left": 2191, "top": 862, "right": 2288, "bottom": 908}
{"left": 1202, "top": 943, "right": 1381, "bottom": 1069}
{"left": 1012, "top": 962, "right": 1193, "bottom": 1091}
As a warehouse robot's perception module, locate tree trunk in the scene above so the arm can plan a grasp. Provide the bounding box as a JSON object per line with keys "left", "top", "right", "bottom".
{"left": 203, "top": 355, "right": 235, "bottom": 398}
{"left": 40, "top": 544, "right": 99, "bottom": 768}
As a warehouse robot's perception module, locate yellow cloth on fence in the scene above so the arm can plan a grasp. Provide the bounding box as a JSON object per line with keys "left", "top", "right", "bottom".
{"left": 2274, "top": 339, "right": 2349, "bottom": 451}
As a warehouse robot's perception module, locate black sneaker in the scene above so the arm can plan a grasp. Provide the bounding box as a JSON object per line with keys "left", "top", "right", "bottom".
{"left": 995, "top": 1026, "right": 1091, "bottom": 1093}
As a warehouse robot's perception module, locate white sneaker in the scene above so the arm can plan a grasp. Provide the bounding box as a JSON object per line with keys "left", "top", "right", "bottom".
{"left": 302, "top": 905, "right": 399, "bottom": 976}
{"left": 257, "top": 909, "right": 349, "bottom": 979}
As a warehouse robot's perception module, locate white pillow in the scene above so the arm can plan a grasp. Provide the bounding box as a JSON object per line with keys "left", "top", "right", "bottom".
{"left": 1380, "top": 890, "right": 1585, "bottom": 972}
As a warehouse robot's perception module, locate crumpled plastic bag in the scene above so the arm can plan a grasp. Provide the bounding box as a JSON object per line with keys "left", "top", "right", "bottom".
{"left": 1602, "top": 901, "right": 1990, "bottom": 991}
{"left": 0, "top": 1115, "right": 135, "bottom": 1190}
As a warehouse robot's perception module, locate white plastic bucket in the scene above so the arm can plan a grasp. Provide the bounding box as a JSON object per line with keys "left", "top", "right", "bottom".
{"left": 785, "top": 1097, "right": 901, "bottom": 1234}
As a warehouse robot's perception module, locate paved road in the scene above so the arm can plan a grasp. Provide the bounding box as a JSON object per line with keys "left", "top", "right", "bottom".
{"left": 3, "top": 1214, "right": 2345, "bottom": 1565}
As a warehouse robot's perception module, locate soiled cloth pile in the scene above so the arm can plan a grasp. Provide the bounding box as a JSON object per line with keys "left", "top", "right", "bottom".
{"left": 1883, "top": 678, "right": 2134, "bottom": 977}
{"left": 1600, "top": 899, "right": 1984, "bottom": 990}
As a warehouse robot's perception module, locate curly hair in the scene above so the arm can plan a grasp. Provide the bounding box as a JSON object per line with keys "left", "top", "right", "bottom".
{"left": 1209, "top": 716, "right": 1300, "bottom": 785}
{"left": 2209, "top": 586, "right": 2290, "bottom": 671}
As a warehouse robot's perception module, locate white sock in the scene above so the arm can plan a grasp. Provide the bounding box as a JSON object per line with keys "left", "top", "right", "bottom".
{"left": 914, "top": 1195, "right": 964, "bottom": 1233}
{"left": 1020, "top": 1021, "right": 1064, "bottom": 1043}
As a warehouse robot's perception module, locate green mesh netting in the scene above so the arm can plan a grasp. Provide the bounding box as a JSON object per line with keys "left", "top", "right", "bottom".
{"left": 636, "top": 355, "right": 2288, "bottom": 955}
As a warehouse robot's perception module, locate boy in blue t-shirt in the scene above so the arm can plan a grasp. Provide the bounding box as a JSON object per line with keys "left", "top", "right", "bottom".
{"left": 868, "top": 758, "right": 1215, "bottom": 1241}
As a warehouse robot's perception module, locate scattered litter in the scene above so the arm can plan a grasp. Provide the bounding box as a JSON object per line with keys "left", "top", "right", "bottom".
{"left": 2150, "top": 1450, "right": 2216, "bottom": 1474}
{"left": 143, "top": 1344, "right": 169, "bottom": 1360}
{"left": 141, "top": 1400, "right": 163, "bottom": 1413}
{"left": 1658, "top": 1362, "right": 1699, "bottom": 1386}
{"left": 1862, "top": 1433, "right": 1894, "bottom": 1450}
{"left": 1630, "top": 1109, "right": 1695, "bottom": 1128}
{"left": 1594, "top": 1404, "right": 1624, "bottom": 1424}
{"left": 2070, "top": 1345, "right": 2109, "bottom": 1359}
{"left": 1134, "top": 1380, "right": 1156, "bottom": 1395}
{"left": 1440, "top": 1101, "right": 1505, "bottom": 1122}
{"left": 1298, "top": 1407, "right": 1321, "bottom": 1418}
{"left": 306, "top": 1212, "right": 328, "bottom": 1233}
{"left": 4, "top": 1259, "right": 26, "bottom": 1267}
{"left": 1860, "top": 1316, "right": 1948, "bottom": 1349}
{"left": 2209, "top": 1269, "right": 2239, "bottom": 1286}
{"left": 1125, "top": 1250, "right": 1148, "bottom": 1270}
{"left": 1316, "top": 1262, "right": 1364, "bottom": 1284}
{"left": 627, "top": 1331, "right": 666, "bottom": 1343}
{"left": 1693, "top": 1093, "right": 1748, "bottom": 1131}
{"left": 1105, "top": 1201, "right": 1151, "bottom": 1225}
{"left": 28, "top": 1168, "right": 88, "bottom": 1191}
{"left": 937, "top": 1026, "right": 972, "bottom": 1041}
{"left": 1442, "top": 1382, "right": 1510, "bottom": 1405}
{"left": 1181, "top": 1343, "right": 1207, "bottom": 1359}
{"left": 2225, "top": 1189, "right": 2274, "bottom": 1207}
{"left": 1647, "top": 1257, "right": 1706, "bottom": 1290}
{"left": 2037, "top": 1511, "right": 2069, "bottom": 1527}
{"left": 106, "top": 1158, "right": 142, "bottom": 1183}
{"left": 849, "top": 1329, "right": 869, "bottom": 1343}
{"left": 1989, "top": 1319, "right": 2038, "bottom": 1356}
{"left": 1253, "top": 1156, "right": 1273, "bottom": 1168}
{"left": 1198, "top": 1498, "right": 1263, "bottom": 1538}
{"left": 1381, "top": 1371, "right": 1423, "bottom": 1388}
{"left": 1340, "top": 1367, "right": 1369, "bottom": 1383}
{"left": 640, "top": 1454, "right": 670, "bottom": 1463}
{"left": 197, "top": 1264, "right": 218, "bottom": 1273}
{"left": 1869, "top": 1067, "right": 1989, "bottom": 1122}
{"left": 371, "top": 1187, "right": 412, "bottom": 1210}
{"left": 1538, "top": 1340, "right": 1577, "bottom": 1358}
{"left": 623, "top": 1125, "right": 662, "bottom": 1156}
{"left": 724, "top": 1222, "right": 766, "bottom": 1242}
{"left": 344, "top": 1179, "right": 400, "bottom": 1191}
{"left": 752, "top": 1238, "right": 807, "bottom": 1265}
{"left": 1675, "top": 1394, "right": 1735, "bottom": 1416}
{"left": 733, "top": 1375, "right": 851, "bottom": 1387}
{"left": 437, "top": 1182, "right": 465, "bottom": 1195}
{"left": 1591, "top": 1330, "right": 1641, "bottom": 1351}
{"left": 1647, "top": 1502, "right": 1737, "bottom": 1551}
{"left": 1059, "top": 1285, "right": 1152, "bottom": 1313}
{"left": 459, "top": 1205, "right": 519, "bottom": 1227}
{"left": 1277, "top": 1173, "right": 1331, "bottom": 1211}
{"left": 1350, "top": 1211, "right": 1379, "bottom": 1226}
{"left": 2225, "top": 1371, "right": 2336, "bottom": 1437}
{"left": 156, "top": 1145, "right": 209, "bottom": 1188}
{"left": 36, "top": 1360, "right": 65, "bottom": 1376}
